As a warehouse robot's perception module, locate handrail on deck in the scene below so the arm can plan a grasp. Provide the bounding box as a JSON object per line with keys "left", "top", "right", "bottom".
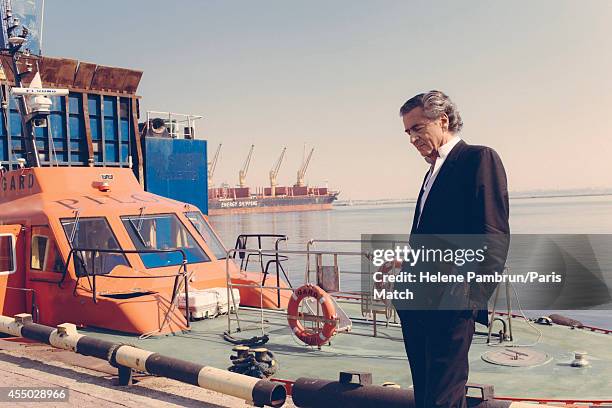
{"left": 224, "top": 245, "right": 377, "bottom": 336}
{"left": 305, "top": 238, "right": 411, "bottom": 284}
{"left": 233, "top": 234, "right": 292, "bottom": 307}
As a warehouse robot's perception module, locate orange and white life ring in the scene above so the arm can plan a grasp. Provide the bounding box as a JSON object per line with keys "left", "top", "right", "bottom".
{"left": 287, "top": 284, "right": 337, "bottom": 346}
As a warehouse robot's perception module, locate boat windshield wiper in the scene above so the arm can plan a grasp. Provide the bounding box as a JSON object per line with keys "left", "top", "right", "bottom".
{"left": 136, "top": 206, "right": 146, "bottom": 231}
{"left": 68, "top": 209, "right": 91, "bottom": 276}
{"left": 129, "top": 219, "right": 149, "bottom": 248}
{"left": 129, "top": 207, "right": 149, "bottom": 247}
{"left": 69, "top": 209, "right": 81, "bottom": 245}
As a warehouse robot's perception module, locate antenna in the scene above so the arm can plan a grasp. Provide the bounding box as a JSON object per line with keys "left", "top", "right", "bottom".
{"left": 39, "top": 0, "right": 44, "bottom": 54}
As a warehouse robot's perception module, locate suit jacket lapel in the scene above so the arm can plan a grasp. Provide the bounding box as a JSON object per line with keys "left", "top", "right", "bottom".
{"left": 411, "top": 171, "right": 430, "bottom": 234}
{"left": 417, "top": 140, "right": 467, "bottom": 230}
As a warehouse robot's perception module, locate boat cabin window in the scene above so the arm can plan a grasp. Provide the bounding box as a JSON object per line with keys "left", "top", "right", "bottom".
{"left": 61, "top": 217, "right": 129, "bottom": 276}
{"left": 31, "top": 235, "right": 48, "bottom": 270}
{"left": 31, "top": 234, "right": 65, "bottom": 273}
{"left": 185, "top": 211, "right": 227, "bottom": 260}
{"left": 121, "top": 213, "right": 210, "bottom": 268}
{"left": 0, "top": 234, "right": 15, "bottom": 274}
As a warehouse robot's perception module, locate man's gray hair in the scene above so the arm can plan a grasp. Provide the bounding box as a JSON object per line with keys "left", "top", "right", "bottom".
{"left": 399, "top": 90, "right": 463, "bottom": 133}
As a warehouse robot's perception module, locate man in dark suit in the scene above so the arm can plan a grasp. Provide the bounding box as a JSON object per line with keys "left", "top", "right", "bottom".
{"left": 396, "top": 91, "right": 510, "bottom": 408}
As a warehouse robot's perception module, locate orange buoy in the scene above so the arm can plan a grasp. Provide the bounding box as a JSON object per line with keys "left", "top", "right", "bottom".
{"left": 287, "top": 284, "right": 337, "bottom": 346}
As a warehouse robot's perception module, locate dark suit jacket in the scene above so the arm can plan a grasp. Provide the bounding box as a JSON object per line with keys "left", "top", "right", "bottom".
{"left": 408, "top": 139, "right": 510, "bottom": 325}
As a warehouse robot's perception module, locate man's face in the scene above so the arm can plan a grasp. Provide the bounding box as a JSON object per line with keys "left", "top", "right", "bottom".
{"left": 402, "top": 107, "right": 446, "bottom": 158}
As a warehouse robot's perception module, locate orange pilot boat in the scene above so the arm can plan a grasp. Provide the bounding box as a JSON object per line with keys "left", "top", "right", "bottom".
{"left": 0, "top": 16, "right": 290, "bottom": 336}
{"left": 0, "top": 165, "right": 290, "bottom": 335}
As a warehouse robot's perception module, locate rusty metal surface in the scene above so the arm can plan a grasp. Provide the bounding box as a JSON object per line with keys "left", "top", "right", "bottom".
{"left": 0, "top": 53, "right": 43, "bottom": 86}
{"left": 91, "top": 65, "right": 143, "bottom": 93}
{"left": 0, "top": 51, "right": 142, "bottom": 94}
{"left": 39, "top": 56, "right": 79, "bottom": 87}
{"left": 122, "top": 70, "right": 143, "bottom": 94}
{"left": 73, "top": 61, "right": 97, "bottom": 89}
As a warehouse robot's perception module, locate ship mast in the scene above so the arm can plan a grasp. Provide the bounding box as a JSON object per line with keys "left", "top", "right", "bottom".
{"left": 295, "top": 147, "right": 314, "bottom": 187}
{"left": 3, "top": 0, "right": 39, "bottom": 167}
{"left": 1, "top": 0, "right": 66, "bottom": 169}
{"left": 207, "top": 143, "right": 221, "bottom": 188}
{"left": 269, "top": 146, "right": 286, "bottom": 196}
{"left": 238, "top": 144, "right": 254, "bottom": 188}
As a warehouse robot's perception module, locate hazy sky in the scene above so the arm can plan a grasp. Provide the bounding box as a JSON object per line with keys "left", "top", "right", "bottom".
{"left": 44, "top": 1, "right": 612, "bottom": 199}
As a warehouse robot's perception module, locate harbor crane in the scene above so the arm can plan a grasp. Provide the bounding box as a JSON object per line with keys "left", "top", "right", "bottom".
{"left": 269, "top": 147, "right": 287, "bottom": 196}
{"left": 238, "top": 144, "right": 254, "bottom": 188}
{"left": 207, "top": 143, "right": 222, "bottom": 188}
{"left": 295, "top": 147, "right": 314, "bottom": 187}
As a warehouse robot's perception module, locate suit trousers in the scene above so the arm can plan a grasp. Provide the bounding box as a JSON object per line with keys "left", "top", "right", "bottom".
{"left": 397, "top": 309, "right": 475, "bottom": 408}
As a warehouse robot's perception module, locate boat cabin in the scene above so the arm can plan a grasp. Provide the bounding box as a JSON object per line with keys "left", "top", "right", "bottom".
{"left": 0, "top": 166, "right": 287, "bottom": 334}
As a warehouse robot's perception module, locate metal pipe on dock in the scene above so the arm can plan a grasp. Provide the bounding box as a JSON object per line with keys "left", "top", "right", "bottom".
{"left": 0, "top": 314, "right": 286, "bottom": 407}
{"left": 292, "top": 373, "right": 542, "bottom": 408}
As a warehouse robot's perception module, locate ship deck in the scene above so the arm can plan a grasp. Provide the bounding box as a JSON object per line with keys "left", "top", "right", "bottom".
{"left": 79, "top": 305, "right": 612, "bottom": 401}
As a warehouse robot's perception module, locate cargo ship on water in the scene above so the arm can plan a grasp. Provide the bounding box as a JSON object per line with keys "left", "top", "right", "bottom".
{"left": 207, "top": 144, "right": 339, "bottom": 215}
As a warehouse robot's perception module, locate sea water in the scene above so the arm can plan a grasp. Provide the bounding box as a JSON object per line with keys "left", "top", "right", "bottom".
{"left": 210, "top": 194, "right": 612, "bottom": 327}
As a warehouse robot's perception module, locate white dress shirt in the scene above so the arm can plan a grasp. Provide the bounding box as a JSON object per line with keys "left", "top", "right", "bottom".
{"left": 417, "top": 135, "right": 462, "bottom": 227}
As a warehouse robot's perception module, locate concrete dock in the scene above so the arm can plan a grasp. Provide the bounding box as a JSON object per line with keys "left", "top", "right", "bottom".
{"left": 0, "top": 338, "right": 294, "bottom": 407}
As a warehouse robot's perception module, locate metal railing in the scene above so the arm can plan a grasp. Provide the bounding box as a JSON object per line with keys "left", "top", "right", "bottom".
{"left": 232, "top": 234, "right": 291, "bottom": 308}
{"left": 305, "top": 239, "right": 412, "bottom": 334}
{"left": 223, "top": 239, "right": 516, "bottom": 345}
{"left": 224, "top": 245, "right": 395, "bottom": 339}
{"left": 145, "top": 111, "right": 203, "bottom": 139}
